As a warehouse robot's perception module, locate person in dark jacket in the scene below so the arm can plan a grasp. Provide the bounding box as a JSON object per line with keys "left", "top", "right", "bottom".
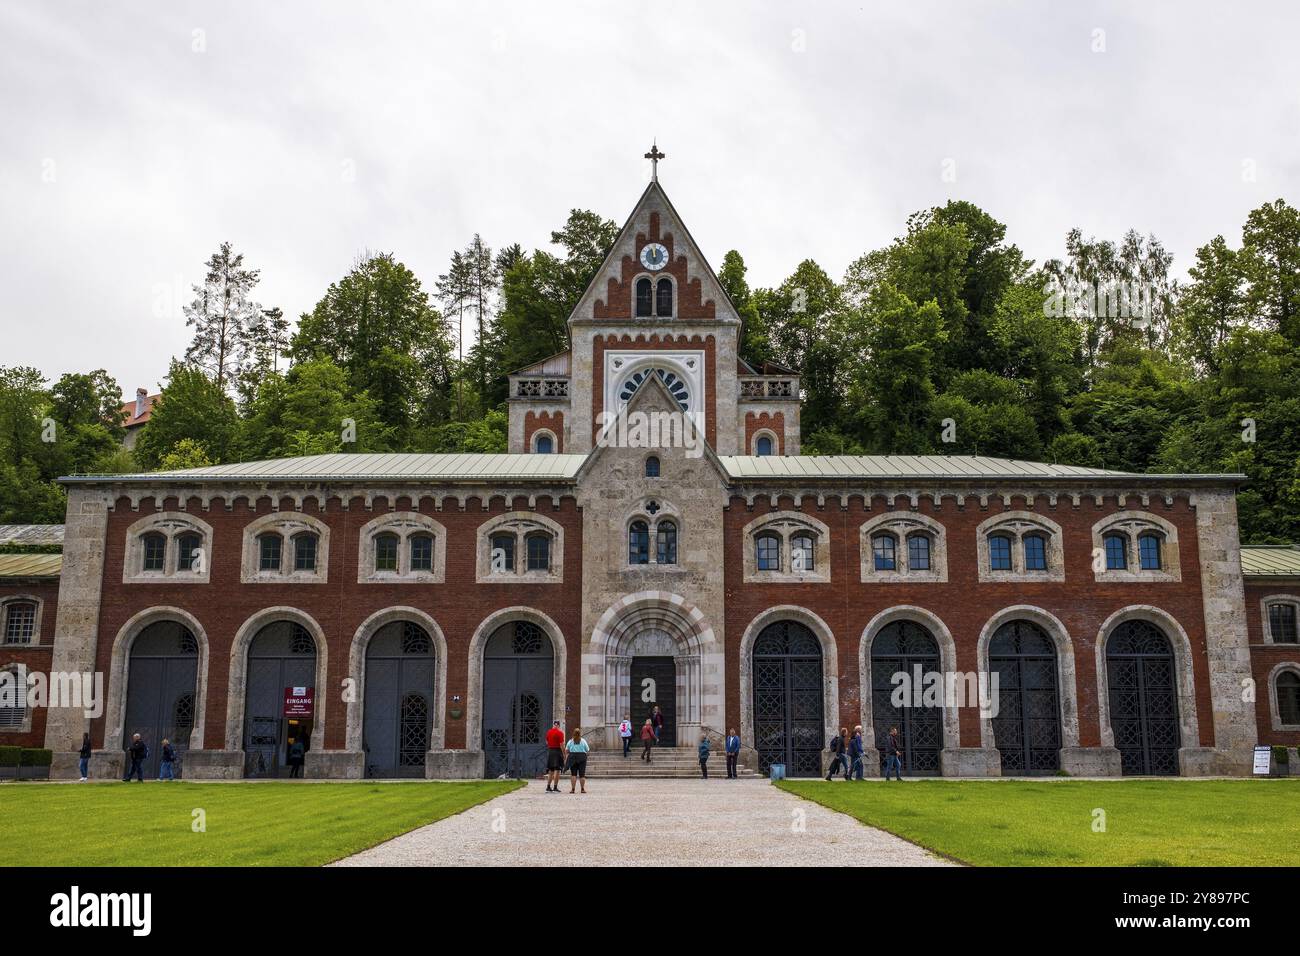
{"left": 158, "top": 738, "right": 177, "bottom": 781}
{"left": 849, "top": 725, "right": 865, "bottom": 780}
{"left": 697, "top": 732, "right": 710, "bottom": 779}
{"left": 287, "top": 739, "right": 306, "bottom": 778}
{"left": 883, "top": 725, "right": 904, "bottom": 781}
{"left": 78, "top": 732, "right": 92, "bottom": 781}
{"left": 651, "top": 705, "right": 664, "bottom": 743}
{"left": 825, "top": 726, "right": 850, "bottom": 781}
{"left": 724, "top": 728, "right": 741, "bottom": 779}
{"left": 122, "top": 734, "right": 146, "bottom": 782}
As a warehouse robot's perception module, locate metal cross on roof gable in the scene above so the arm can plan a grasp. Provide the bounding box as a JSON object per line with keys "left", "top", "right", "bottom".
{"left": 644, "top": 141, "right": 665, "bottom": 182}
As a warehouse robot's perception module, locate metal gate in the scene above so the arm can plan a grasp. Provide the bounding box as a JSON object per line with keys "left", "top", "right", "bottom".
{"left": 871, "top": 620, "right": 943, "bottom": 775}
{"left": 123, "top": 621, "right": 198, "bottom": 779}
{"left": 1107, "top": 619, "right": 1181, "bottom": 775}
{"left": 482, "top": 621, "right": 553, "bottom": 779}
{"left": 752, "top": 621, "right": 824, "bottom": 777}
{"left": 988, "top": 620, "right": 1061, "bottom": 775}
{"left": 630, "top": 656, "right": 676, "bottom": 747}
{"left": 243, "top": 621, "right": 317, "bottom": 778}
{"left": 364, "top": 621, "right": 436, "bottom": 778}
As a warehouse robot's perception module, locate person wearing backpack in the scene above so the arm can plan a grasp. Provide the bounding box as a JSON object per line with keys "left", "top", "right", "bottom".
{"left": 639, "top": 718, "right": 656, "bottom": 763}
{"left": 158, "top": 738, "right": 177, "bottom": 781}
{"left": 849, "top": 725, "right": 865, "bottom": 780}
{"left": 825, "top": 726, "right": 850, "bottom": 781}
{"left": 288, "top": 738, "right": 306, "bottom": 778}
{"left": 123, "top": 733, "right": 147, "bottom": 782}
{"left": 618, "top": 714, "right": 633, "bottom": 758}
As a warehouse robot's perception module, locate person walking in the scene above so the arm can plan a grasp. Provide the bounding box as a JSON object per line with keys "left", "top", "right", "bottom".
{"left": 565, "top": 727, "right": 590, "bottom": 794}
{"left": 122, "top": 734, "right": 146, "bottom": 782}
{"left": 883, "top": 725, "right": 905, "bottom": 781}
{"left": 651, "top": 705, "right": 664, "bottom": 744}
{"left": 697, "top": 732, "right": 710, "bottom": 779}
{"left": 78, "top": 732, "right": 92, "bottom": 782}
{"left": 158, "top": 738, "right": 176, "bottom": 781}
{"left": 826, "top": 726, "right": 850, "bottom": 781}
{"left": 618, "top": 715, "right": 633, "bottom": 758}
{"left": 640, "top": 718, "right": 655, "bottom": 762}
{"left": 545, "top": 719, "right": 566, "bottom": 792}
{"left": 287, "top": 738, "right": 305, "bottom": 778}
{"left": 849, "top": 725, "right": 865, "bottom": 781}
{"left": 724, "top": 728, "right": 741, "bottom": 779}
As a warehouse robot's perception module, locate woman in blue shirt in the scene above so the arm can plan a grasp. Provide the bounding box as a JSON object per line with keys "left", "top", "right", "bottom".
{"left": 565, "top": 728, "right": 590, "bottom": 794}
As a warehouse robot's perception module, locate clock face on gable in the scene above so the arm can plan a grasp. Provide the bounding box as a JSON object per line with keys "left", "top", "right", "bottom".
{"left": 639, "top": 242, "right": 669, "bottom": 271}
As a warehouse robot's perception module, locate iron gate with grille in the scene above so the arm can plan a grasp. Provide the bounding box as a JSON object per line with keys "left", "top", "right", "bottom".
{"left": 752, "top": 621, "right": 824, "bottom": 777}
{"left": 871, "top": 620, "right": 943, "bottom": 775}
{"left": 988, "top": 620, "right": 1061, "bottom": 775}
{"left": 243, "top": 621, "right": 316, "bottom": 778}
{"left": 364, "top": 621, "right": 436, "bottom": 778}
{"left": 1107, "top": 619, "right": 1181, "bottom": 775}
{"left": 482, "top": 621, "right": 553, "bottom": 779}
{"left": 123, "top": 621, "right": 198, "bottom": 779}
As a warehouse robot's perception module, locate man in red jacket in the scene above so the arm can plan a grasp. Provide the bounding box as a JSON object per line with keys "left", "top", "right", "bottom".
{"left": 544, "top": 720, "right": 565, "bottom": 793}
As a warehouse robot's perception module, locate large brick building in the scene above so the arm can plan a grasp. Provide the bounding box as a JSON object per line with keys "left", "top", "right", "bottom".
{"left": 4, "top": 173, "right": 1300, "bottom": 780}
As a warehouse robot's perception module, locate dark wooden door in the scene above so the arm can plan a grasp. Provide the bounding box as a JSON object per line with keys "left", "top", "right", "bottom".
{"left": 631, "top": 656, "right": 676, "bottom": 746}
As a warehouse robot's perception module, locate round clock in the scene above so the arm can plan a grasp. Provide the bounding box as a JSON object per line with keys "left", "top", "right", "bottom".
{"left": 640, "top": 242, "right": 669, "bottom": 271}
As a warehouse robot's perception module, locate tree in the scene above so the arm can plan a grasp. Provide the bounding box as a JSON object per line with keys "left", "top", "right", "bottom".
{"left": 1240, "top": 198, "right": 1300, "bottom": 345}
{"left": 718, "top": 250, "right": 771, "bottom": 367}
{"left": 183, "top": 242, "right": 262, "bottom": 391}
{"left": 157, "top": 438, "right": 213, "bottom": 471}
{"left": 1172, "top": 236, "right": 1246, "bottom": 373}
{"left": 133, "top": 361, "right": 238, "bottom": 469}
{"left": 238, "top": 306, "right": 290, "bottom": 408}
{"left": 760, "top": 260, "right": 848, "bottom": 436}
{"left": 45, "top": 370, "right": 126, "bottom": 476}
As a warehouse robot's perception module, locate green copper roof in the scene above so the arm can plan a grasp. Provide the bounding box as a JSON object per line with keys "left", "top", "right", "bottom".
{"left": 718, "top": 455, "right": 1245, "bottom": 483}
{"left": 1241, "top": 545, "right": 1300, "bottom": 577}
{"left": 0, "top": 553, "right": 62, "bottom": 579}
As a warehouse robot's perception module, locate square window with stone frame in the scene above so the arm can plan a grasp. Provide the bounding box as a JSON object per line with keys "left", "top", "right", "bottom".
{"left": 1269, "top": 603, "right": 1298, "bottom": 644}
{"left": 3, "top": 602, "right": 36, "bottom": 645}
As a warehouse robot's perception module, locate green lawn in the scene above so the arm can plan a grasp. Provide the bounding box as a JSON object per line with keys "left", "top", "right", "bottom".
{"left": 0, "top": 780, "right": 521, "bottom": 866}
{"left": 778, "top": 778, "right": 1300, "bottom": 866}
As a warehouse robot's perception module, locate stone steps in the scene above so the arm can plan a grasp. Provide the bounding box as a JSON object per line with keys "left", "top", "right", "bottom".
{"left": 579, "top": 748, "right": 760, "bottom": 778}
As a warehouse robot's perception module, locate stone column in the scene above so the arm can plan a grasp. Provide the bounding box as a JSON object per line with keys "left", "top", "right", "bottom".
{"left": 45, "top": 488, "right": 112, "bottom": 779}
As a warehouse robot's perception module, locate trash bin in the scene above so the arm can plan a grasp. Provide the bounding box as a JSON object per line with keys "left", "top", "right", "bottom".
{"left": 769, "top": 763, "right": 786, "bottom": 780}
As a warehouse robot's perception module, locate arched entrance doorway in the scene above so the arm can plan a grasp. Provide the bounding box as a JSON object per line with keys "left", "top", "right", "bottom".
{"left": 871, "top": 620, "right": 943, "bottom": 775}
{"left": 988, "top": 620, "right": 1061, "bottom": 775}
{"left": 243, "top": 621, "right": 317, "bottom": 778}
{"left": 123, "top": 621, "right": 198, "bottom": 779}
{"left": 751, "top": 620, "right": 824, "bottom": 777}
{"left": 1106, "top": 619, "right": 1180, "bottom": 775}
{"left": 363, "top": 620, "right": 436, "bottom": 778}
{"left": 482, "top": 620, "right": 553, "bottom": 779}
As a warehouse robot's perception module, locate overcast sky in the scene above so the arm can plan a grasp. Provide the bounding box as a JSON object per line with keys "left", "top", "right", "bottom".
{"left": 2, "top": 0, "right": 1297, "bottom": 400}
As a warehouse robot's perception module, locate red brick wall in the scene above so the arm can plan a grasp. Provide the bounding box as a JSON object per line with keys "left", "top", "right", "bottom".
{"left": 744, "top": 411, "right": 784, "bottom": 455}
{"left": 92, "top": 494, "right": 584, "bottom": 752}
{"left": 523, "top": 410, "right": 564, "bottom": 453}
{"left": 723, "top": 493, "right": 1216, "bottom": 751}
{"left": 0, "top": 580, "right": 58, "bottom": 748}
{"left": 1245, "top": 581, "right": 1300, "bottom": 746}
{"left": 591, "top": 333, "right": 717, "bottom": 448}
{"left": 593, "top": 211, "right": 717, "bottom": 321}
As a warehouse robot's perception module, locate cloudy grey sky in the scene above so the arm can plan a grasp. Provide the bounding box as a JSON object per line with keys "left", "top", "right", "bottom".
{"left": 2, "top": 0, "right": 1297, "bottom": 399}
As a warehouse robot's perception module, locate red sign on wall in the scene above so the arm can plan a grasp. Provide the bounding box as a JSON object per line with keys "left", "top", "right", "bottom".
{"left": 283, "top": 686, "right": 315, "bottom": 718}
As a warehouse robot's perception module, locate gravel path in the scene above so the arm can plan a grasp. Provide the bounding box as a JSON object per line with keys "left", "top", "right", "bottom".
{"left": 331, "top": 779, "right": 952, "bottom": 866}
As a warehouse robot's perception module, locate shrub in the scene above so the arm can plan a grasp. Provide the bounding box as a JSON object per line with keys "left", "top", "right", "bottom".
{"left": 0, "top": 746, "right": 21, "bottom": 767}
{"left": 20, "top": 748, "right": 52, "bottom": 767}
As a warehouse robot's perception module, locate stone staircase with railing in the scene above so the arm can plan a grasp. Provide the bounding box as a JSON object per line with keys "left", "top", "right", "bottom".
{"left": 581, "top": 746, "right": 761, "bottom": 779}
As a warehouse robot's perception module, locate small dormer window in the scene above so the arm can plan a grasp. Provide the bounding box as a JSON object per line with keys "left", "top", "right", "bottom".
{"left": 756, "top": 435, "right": 774, "bottom": 456}
{"left": 656, "top": 278, "right": 673, "bottom": 317}
{"left": 636, "top": 278, "right": 652, "bottom": 317}
{"left": 536, "top": 434, "right": 553, "bottom": 454}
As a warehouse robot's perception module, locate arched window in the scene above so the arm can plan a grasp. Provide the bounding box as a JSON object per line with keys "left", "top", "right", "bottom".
{"left": 1138, "top": 532, "right": 1162, "bottom": 570}
{"left": 656, "top": 278, "right": 673, "bottom": 317}
{"left": 791, "top": 534, "right": 814, "bottom": 572}
{"left": 645, "top": 456, "right": 660, "bottom": 478}
{"left": 175, "top": 533, "right": 202, "bottom": 572}
{"left": 1277, "top": 671, "right": 1300, "bottom": 725}
{"left": 907, "top": 533, "right": 931, "bottom": 571}
{"left": 374, "top": 533, "right": 400, "bottom": 572}
{"left": 293, "top": 532, "right": 318, "bottom": 571}
{"left": 872, "top": 533, "right": 897, "bottom": 571}
{"left": 142, "top": 532, "right": 166, "bottom": 572}
{"left": 1268, "top": 603, "right": 1298, "bottom": 644}
{"left": 257, "top": 533, "right": 282, "bottom": 572}
{"left": 1104, "top": 533, "right": 1128, "bottom": 570}
{"left": 2, "top": 602, "right": 36, "bottom": 645}
{"left": 988, "top": 534, "right": 1012, "bottom": 571}
{"left": 755, "top": 435, "right": 773, "bottom": 456}
{"left": 526, "top": 533, "right": 551, "bottom": 572}
{"left": 409, "top": 533, "right": 434, "bottom": 572}
{"left": 635, "top": 277, "right": 652, "bottom": 317}
{"left": 656, "top": 521, "right": 678, "bottom": 565}
{"left": 628, "top": 521, "right": 650, "bottom": 565}
{"left": 1023, "top": 533, "right": 1047, "bottom": 572}
{"left": 756, "top": 532, "right": 781, "bottom": 571}
{"left": 535, "top": 434, "right": 553, "bottom": 454}
{"left": 490, "top": 533, "right": 516, "bottom": 573}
